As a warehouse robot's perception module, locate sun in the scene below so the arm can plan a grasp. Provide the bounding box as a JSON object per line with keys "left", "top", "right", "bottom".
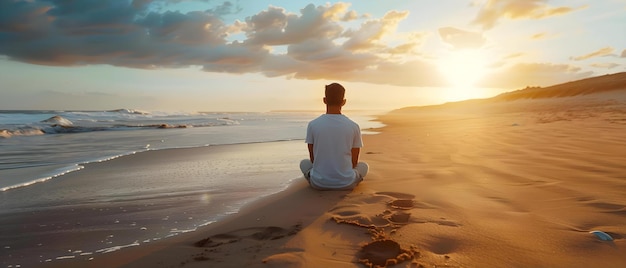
{"left": 437, "top": 49, "right": 488, "bottom": 101}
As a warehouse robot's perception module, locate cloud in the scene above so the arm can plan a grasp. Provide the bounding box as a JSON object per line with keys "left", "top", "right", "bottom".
{"left": 530, "top": 32, "right": 546, "bottom": 40}
{"left": 239, "top": 3, "right": 351, "bottom": 47}
{"left": 342, "top": 10, "right": 409, "bottom": 52}
{"left": 132, "top": 0, "right": 153, "bottom": 9}
{"left": 341, "top": 10, "right": 359, "bottom": 21}
{"left": 621, "top": 49, "right": 626, "bottom": 58}
{"left": 438, "top": 27, "right": 485, "bottom": 49}
{"left": 0, "top": 0, "right": 597, "bottom": 90}
{"left": 385, "top": 33, "right": 424, "bottom": 55}
{"left": 480, "top": 62, "right": 592, "bottom": 88}
{"left": 504, "top": 52, "right": 525, "bottom": 59}
{"left": 472, "top": 0, "right": 583, "bottom": 30}
{"left": 0, "top": 1, "right": 449, "bottom": 87}
{"left": 590, "top": 63, "right": 620, "bottom": 69}
{"left": 207, "top": 1, "right": 243, "bottom": 17}
{"left": 570, "top": 47, "right": 614, "bottom": 61}
{"left": 134, "top": 0, "right": 241, "bottom": 16}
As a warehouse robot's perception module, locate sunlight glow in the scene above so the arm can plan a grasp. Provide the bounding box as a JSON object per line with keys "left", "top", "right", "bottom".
{"left": 438, "top": 49, "right": 487, "bottom": 88}
{"left": 437, "top": 49, "right": 488, "bottom": 102}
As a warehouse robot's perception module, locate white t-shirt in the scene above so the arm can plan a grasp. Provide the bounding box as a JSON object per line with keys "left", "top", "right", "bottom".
{"left": 305, "top": 114, "right": 363, "bottom": 189}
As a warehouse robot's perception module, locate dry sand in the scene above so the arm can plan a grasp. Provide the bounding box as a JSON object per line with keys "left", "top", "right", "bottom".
{"left": 48, "top": 90, "right": 626, "bottom": 267}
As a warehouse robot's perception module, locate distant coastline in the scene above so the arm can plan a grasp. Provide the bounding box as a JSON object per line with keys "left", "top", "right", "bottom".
{"left": 395, "top": 72, "right": 626, "bottom": 113}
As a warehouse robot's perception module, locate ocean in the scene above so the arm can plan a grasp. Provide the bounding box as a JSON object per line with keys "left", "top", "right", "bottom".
{"left": 0, "top": 109, "right": 382, "bottom": 266}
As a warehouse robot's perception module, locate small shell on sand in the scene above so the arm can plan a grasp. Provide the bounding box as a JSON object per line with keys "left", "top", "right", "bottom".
{"left": 589, "top": 230, "right": 613, "bottom": 241}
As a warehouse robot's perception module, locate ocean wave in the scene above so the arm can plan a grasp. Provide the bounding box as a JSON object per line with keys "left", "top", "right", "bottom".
{"left": 41, "top": 115, "right": 74, "bottom": 126}
{"left": 0, "top": 121, "right": 230, "bottom": 138}
{"left": 154, "top": 124, "right": 190, "bottom": 129}
{"left": 0, "top": 127, "right": 45, "bottom": 138}
{"left": 217, "top": 117, "right": 240, "bottom": 125}
{"left": 108, "top": 108, "right": 151, "bottom": 115}
{"left": 0, "top": 112, "right": 239, "bottom": 138}
{"left": 0, "top": 165, "right": 84, "bottom": 192}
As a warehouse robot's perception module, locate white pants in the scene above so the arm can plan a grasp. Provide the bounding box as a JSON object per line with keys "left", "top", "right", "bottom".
{"left": 299, "top": 159, "right": 369, "bottom": 190}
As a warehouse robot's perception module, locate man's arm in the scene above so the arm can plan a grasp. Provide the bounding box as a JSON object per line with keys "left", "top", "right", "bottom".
{"left": 351, "top": 147, "right": 360, "bottom": 168}
{"left": 308, "top": 143, "right": 315, "bottom": 163}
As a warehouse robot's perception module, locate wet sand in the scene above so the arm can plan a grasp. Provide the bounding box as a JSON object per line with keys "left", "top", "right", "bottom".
{"left": 1, "top": 141, "right": 305, "bottom": 267}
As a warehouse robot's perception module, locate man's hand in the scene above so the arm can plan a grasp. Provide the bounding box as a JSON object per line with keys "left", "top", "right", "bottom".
{"left": 308, "top": 143, "right": 315, "bottom": 163}
{"left": 351, "top": 147, "right": 360, "bottom": 168}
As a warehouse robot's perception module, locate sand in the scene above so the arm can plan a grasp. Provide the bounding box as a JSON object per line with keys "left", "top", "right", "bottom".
{"left": 46, "top": 91, "right": 626, "bottom": 267}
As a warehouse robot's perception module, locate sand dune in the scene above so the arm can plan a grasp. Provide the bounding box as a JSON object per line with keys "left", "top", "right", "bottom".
{"left": 494, "top": 72, "right": 626, "bottom": 100}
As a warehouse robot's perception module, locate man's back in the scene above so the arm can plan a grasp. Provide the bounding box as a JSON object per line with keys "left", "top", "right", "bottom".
{"left": 306, "top": 114, "right": 362, "bottom": 189}
{"left": 300, "top": 82, "right": 368, "bottom": 190}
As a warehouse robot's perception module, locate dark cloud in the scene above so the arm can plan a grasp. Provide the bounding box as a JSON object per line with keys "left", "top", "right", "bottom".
{"left": 0, "top": 0, "right": 52, "bottom": 37}
{"left": 139, "top": 0, "right": 241, "bottom": 17}
{"left": 132, "top": 0, "right": 153, "bottom": 9}
{"left": 47, "top": 0, "right": 139, "bottom": 35}
{"left": 139, "top": 10, "right": 229, "bottom": 45}
{"left": 0, "top": 0, "right": 236, "bottom": 67}
{"left": 207, "top": 1, "right": 242, "bottom": 17}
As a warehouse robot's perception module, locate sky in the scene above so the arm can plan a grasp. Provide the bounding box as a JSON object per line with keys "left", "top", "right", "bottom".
{"left": 0, "top": 0, "right": 625, "bottom": 112}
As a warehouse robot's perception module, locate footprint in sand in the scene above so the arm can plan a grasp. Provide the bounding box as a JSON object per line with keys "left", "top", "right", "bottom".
{"left": 385, "top": 211, "right": 411, "bottom": 225}
{"left": 331, "top": 191, "right": 463, "bottom": 267}
{"left": 331, "top": 192, "right": 420, "bottom": 228}
{"left": 194, "top": 233, "right": 240, "bottom": 248}
{"left": 329, "top": 192, "right": 420, "bottom": 267}
{"left": 358, "top": 239, "right": 414, "bottom": 268}
{"left": 251, "top": 225, "right": 302, "bottom": 240}
{"left": 389, "top": 199, "right": 415, "bottom": 210}
{"left": 390, "top": 198, "right": 440, "bottom": 210}
{"left": 194, "top": 223, "right": 302, "bottom": 248}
